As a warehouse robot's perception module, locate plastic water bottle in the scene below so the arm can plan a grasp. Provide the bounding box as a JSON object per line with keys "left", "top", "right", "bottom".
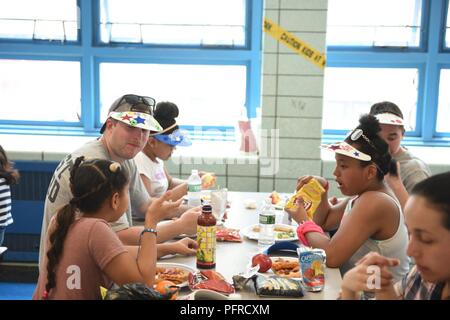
{"left": 187, "top": 169, "right": 202, "bottom": 207}
{"left": 258, "top": 199, "right": 276, "bottom": 247}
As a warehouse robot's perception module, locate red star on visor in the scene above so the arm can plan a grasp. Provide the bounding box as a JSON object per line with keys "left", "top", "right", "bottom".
{"left": 329, "top": 144, "right": 341, "bottom": 150}
{"left": 120, "top": 114, "right": 133, "bottom": 121}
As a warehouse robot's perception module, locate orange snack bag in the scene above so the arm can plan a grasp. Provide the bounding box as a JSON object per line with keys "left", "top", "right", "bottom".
{"left": 284, "top": 178, "right": 325, "bottom": 220}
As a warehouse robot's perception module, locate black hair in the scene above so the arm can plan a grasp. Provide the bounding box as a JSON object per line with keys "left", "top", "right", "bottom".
{"left": 369, "top": 101, "right": 404, "bottom": 119}
{"left": 154, "top": 101, "right": 179, "bottom": 135}
{"left": 411, "top": 172, "right": 450, "bottom": 231}
{"left": 44, "top": 156, "right": 129, "bottom": 297}
{"left": 345, "top": 114, "right": 395, "bottom": 180}
{"left": 0, "top": 145, "right": 19, "bottom": 185}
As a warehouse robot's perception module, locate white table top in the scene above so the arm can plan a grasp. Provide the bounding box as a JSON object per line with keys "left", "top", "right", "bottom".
{"left": 159, "top": 191, "right": 342, "bottom": 300}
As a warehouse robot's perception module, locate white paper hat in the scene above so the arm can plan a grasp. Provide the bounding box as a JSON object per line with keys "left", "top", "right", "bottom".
{"left": 321, "top": 141, "right": 372, "bottom": 161}
{"left": 375, "top": 113, "right": 404, "bottom": 126}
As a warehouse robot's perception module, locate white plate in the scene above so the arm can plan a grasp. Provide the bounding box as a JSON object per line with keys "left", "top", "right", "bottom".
{"left": 241, "top": 224, "right": 298, "bottom": 242}
{"left": 156, "top": 262, "right": 196, "bottom": 288}
{"left": 268, "top": 256, "right": 301, "bottom": 279}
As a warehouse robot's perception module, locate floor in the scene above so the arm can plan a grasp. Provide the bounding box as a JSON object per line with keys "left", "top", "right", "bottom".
{"left": 0, "top": 282, "right": 36, "bottom": 300}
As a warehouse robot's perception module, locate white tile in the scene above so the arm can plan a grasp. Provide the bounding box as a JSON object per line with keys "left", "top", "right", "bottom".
{"left": 278, "top": 75, "right": 324, "bottom": 97}
{"left": 214, "top": 176, "right": 227, "bottom": 189}
{"left": 259, "top": 178, "right": 275, "bottom": 192}
{"left": 264, "top": 9, "right": 280, "bottom": 22}
{"left": 263, "top": 53, "right": 278, "bottom": 75}
{"left": 280, "top": 0, "right": 328, "bottom": 10}
{"left": 165, "top": 159, "right": 180, "bottom": 175}
{"left": 264, "top": 0, "right": 280, "bottom": 10}
{"left": 258, "top": 157, "right": 280, "bottom": 177}
{"left": 261, "top": 116, "right": 276, "bottom": 130}
{"left": 227, "top": 163, "right": 259, "bottom": 176}
{"left": 274, "top": 178, "right": 297, "bottom": 193}
{"left": 276, "top": 96, "right": 323, "bottom": 117}
{"left": 262, "top": 75, "right": 277, "bottom": 95}
{"left": 278, "top": 53, "right": 324, "bottom": 75}
{"left": 261, "top": 96, "right": 276, "bottom": 117}
{"left": 321, "top": 160, "right": 336, "bottom": 179}
{"left": 228, "top": 177, "right": 258, "bottom": 192}
{"left": 277, "top": 118, "right": 322, "bottom": 139}
{"left": 279, "top": 138, "right": 321, "bottom": 159}
{"left": 181, "top": 161, "right": 227, "bottom": 175}
{"left": 280, "top": 10, "right": 327, "bottom": 32}
{"left": 276, "top": 159, "right": 321, "bottom": 179}
{"left": 263, "top": 35, "right": 279, "bottom": 53}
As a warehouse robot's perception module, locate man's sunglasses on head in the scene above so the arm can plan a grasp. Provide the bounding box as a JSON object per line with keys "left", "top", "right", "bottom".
{"left": 114, "top": 94, "right": 156, "bottom": 115}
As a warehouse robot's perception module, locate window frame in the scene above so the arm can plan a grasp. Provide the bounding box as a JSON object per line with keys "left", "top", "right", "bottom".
{"left": 0, "top": 0, "right": 81, "bottom": 44}
{"left": 0, "top": 0, "right": 263, "bottom": 138}
{"left": 324, "top": 0, "right": 450, "bottom": 146}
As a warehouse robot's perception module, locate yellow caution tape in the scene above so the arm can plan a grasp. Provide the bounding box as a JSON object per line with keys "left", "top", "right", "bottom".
{"left": 263, "top": 18, "right": 326, "bottom": 69}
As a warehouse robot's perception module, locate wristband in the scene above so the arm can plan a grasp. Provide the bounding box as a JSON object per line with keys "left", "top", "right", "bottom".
{"left": 141, "top": 228, "right": 158, "bottom": 237}
{"left": 296, "top": 220, "right": 325, "bottom": 247}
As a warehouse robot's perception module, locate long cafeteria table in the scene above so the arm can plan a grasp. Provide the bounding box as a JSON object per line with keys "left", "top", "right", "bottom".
{"left": 159, "top": 191, "right": 342, "bottom": 300}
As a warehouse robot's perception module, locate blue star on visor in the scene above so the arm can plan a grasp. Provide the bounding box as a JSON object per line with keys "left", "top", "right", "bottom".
{"left": 135, "top": 116, "right": 146, "bottom": 125}
{"left": 153, "top": 129, "right": 192, "bottom": 147}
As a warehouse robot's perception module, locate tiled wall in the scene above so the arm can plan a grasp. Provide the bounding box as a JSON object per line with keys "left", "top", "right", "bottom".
{"left": 163, "top": 0, "right": 329, "bottom": 194}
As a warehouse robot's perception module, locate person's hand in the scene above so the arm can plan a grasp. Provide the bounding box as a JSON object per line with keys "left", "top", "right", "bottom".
{"left": 284, "top": 196, "right": 309, "bottom": 223}
{"left": 342, "top": 252, "right": 399, "bottom": 295}
{"left": 296, "top": 175, "right": 328, "bottom": 192}
{"left": 328, "top": 196, "right": 339, "bottom": 206}
{"left": 169, "top": 237, "right": 198, "bottom": 256}
{"left": 176, "top": 206, "right": 202, "bottom": 235}
{"left": 355, "top": 251, "right": 400, "bottom": 268}
{"left": 146, "top": 191, "right": 183, "bottom": 224}
{"left": 384, "top": 161, "right": 403, "bottom": 191}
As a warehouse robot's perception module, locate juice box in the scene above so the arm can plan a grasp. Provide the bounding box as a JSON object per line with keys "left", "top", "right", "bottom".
{"left": 298, "top": 248, "right": 326, "bottom": 292}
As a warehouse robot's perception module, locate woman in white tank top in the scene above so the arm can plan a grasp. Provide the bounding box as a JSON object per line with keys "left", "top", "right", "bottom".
{"left": 287, "top": 114, "right": 410, "bottom": 287}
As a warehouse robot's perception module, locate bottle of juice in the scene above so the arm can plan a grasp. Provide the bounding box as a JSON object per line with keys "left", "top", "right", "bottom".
{"left": 196, "top": 204, "right": 217, "bottom": 269}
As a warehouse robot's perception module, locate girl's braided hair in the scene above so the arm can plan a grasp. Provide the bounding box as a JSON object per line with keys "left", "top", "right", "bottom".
{"left": 44, "top": 156, "right": 128, "bottom": 298}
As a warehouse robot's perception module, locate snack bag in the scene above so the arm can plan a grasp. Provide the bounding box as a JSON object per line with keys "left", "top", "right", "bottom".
{"left": 285, "top": 178, "right": 325, "bottom": 220}
{"left": 254, "top": 275, "right": 304, "bottom": 297}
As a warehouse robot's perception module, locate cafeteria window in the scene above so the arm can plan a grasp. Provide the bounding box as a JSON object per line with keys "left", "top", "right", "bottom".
{"left": 0, "top": 0, "right": 78, "bottom": 42}
{"left": 99, "top": 0, "right": 246, "bottom": 47}
{"left": 323, "top": 0, "right": 450, "bottom": 146}
{"left": 0, "top": 0, "right": 262, "bottom": 141}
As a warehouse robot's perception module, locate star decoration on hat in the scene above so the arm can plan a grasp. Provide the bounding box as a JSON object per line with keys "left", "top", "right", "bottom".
{"left": 353, "top": 151, "right": 360, "bottom": 157}
{"left": 135, "top": 116, "right": 146, "bottom": 125}
{"left": 329, "top": 144, "right": 341, "bottom": 150}
{"left": 120, "top": 114, "right": 133, "bottom": 121}
{"left": 108, "top": 111, "right": 162, "bottom": 132}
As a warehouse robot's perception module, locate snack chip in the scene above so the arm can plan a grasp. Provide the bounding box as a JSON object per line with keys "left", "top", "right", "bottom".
{"left": 285, "top": 178, "right": 325, "bottom": 220}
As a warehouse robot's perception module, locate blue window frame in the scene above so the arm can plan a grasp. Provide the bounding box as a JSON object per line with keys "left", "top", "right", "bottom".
{"left": 324, "top": 0, "right": 450, "bottom": 146}
{"left": 0, "top": 0, "right": 262, "bottom": 139}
